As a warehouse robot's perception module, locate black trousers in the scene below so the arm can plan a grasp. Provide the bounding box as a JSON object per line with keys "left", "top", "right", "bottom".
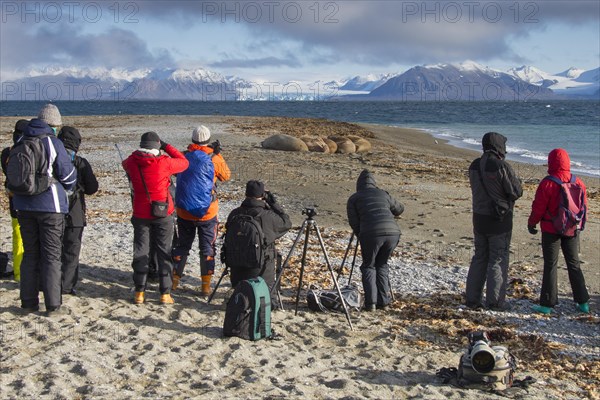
{"left": 540, "top": 232, "right": 590, "bottom": 307}
{"left": 18, "top": 211, "right": 65, "bottom": 309}
{"left": 131, "top": 216, "right": 174, "bottom": 294}
{"left": 62, "top": 226, "right": 84, "bottom": 293}
{"left": 172, "top": 217, "right": 218, "bottom": 276}
{"left": 359, "top": 234, "right": 400, "bottom": 307}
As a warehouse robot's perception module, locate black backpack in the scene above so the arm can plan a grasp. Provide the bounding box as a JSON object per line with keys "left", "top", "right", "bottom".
{"left": 224, "top": 213, "right": 266, "bottom": 269}
{"left": 5, "top": 136, "right": 51, "bottom": 196}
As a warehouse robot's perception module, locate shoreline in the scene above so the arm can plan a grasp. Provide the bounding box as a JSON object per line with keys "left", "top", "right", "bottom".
{"left": 0, "top": 115, "right": 598, "bottom": 399}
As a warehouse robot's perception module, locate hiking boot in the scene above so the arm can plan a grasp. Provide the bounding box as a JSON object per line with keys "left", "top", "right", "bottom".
{"left": 160, "top": 293, "right": 174, "bottom": 305}
{"left": 20, "top": 304, "right": 39, "bottom": 314}
{"left": 532, "top": 305, "right": 552, "bottom": 315}
{"left": 133, "top": 291, "right": 145, "bottom": 304}
{"left": 488, "top": 303, "right": 511, "bottom": 312}
{"left": 376, "top": 304, "right": 389, "bottom": 311}
{"left": 172, "top": 273, "right": 181, "bottom": 290}
{"left": 577, "top": 302, "right": 590, "bottom": 313}
{"left": 45, "top": 306, "right": 66, "bottom": 317}
{"left": 200, "top": 275, "right": 212, "bottom": 297}
{"left": 364, "top": 304, "right": 376, "bottom": 312}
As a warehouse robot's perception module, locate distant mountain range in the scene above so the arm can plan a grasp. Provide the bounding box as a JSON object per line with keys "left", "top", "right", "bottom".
{"left": 1, "top": 62, "right": 598, "bottom": 101}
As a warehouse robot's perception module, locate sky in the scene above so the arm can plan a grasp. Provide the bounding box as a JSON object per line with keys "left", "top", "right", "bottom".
{"left": 1, "top": 0, "right": 599, "bottom": 83}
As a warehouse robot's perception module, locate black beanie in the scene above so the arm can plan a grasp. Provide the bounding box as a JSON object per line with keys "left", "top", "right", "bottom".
{"left": 140, "top": 131, "right": 161, "bottom": 150}
{"left": 13, "top": 119, "right": 29, "bottom": 144}
{"left": 245, "top": 180, "right": 265, "bottom": 198}
{"left": 58, "top": 126, "right": 82, "bottom": 152}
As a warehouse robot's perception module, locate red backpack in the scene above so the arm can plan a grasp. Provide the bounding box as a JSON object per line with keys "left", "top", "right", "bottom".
{"left": 544, "top": 175, "right": 586, "bottom": 237}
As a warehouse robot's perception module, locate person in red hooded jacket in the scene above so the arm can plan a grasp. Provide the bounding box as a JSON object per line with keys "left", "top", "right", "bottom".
{"left": 527, "top": 148, "right": 590, "bottom": 314}
{"left": 122, "top": 132, "right": 189, "bottom": 305}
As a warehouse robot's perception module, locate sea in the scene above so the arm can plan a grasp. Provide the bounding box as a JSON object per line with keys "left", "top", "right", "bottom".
{"left": 1, "top": 100, "right": 599, "bottom": 177}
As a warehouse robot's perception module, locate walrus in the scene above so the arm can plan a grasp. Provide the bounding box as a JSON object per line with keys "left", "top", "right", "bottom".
{"left": 323, "top": 138, "right": 337, "bottom": 154}
{"left": 300, "top": 136, "right": 329, "bottom": 153}
{"left": 348, "top": 135, "right": 372, "bottom": 153}
{"left": 328, "top": 136, "right": 356, "bottom": 154}
{"left": 261, "top": 134, "right": 309, "bottom": 152}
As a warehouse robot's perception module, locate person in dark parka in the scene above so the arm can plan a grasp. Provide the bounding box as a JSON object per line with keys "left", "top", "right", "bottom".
{"left": 347, "top": 169, "right": 404, "bottom": 311}
{"left": 226, "top": 180, "right": 292, "bottom": 288}
{"left": 13, "top": 119, "right": 77, "bottom": 314}
{"left": 466, "top": 132, "right": 523, "bottom": 311}
{"left": 58, "top": 126, "right": 99, "bottom": 295}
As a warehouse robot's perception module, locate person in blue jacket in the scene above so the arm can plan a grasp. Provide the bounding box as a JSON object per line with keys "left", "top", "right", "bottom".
{"left": 12, "top": 118, "right": 77, "bottom": 315}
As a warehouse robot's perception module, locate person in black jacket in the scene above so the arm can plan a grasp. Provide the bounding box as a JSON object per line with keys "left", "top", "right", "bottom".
{"left": 226, "top": 180, "right": 292, "bottom": 287}
{"left": 58, "top": 126, "right": 99, "bottom": 295}
{"left": 466, "top": 132, "right": 523, "bottom": 311}
{"left": 347, "top": 169, "right": 404, "bottom": 311}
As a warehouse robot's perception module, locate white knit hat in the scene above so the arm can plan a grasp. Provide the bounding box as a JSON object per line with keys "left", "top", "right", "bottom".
{"left": 38, "top": 104, "right": 62, "bottom": 127}
{"left": 192, "top": 125, "right": 211, "bottom": 144}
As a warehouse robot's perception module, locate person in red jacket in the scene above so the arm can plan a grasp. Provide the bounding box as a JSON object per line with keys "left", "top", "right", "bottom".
{"left": 122, "top": 132, "right": 189, "bottom": 305}
{"left": 527, "top": 148, "right": 590, "bottom": 314}
{"left": 172, "top": 125, "right": 231, "bottom": 296}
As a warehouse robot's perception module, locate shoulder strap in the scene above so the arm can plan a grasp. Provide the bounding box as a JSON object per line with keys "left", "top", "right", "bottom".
{"left": 544, "top": 175, "right": 563, "bottom": 185}
{"left": 137, "top": 166, "right": 151, "bottom": 202}
{"left": 478, "top": 157, "right": 493, "bottom": 198}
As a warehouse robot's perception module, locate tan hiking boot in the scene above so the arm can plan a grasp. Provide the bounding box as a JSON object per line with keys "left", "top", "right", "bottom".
{"left": 134, "top": 291, "right": 145, "bottom": 304}
{"left": 172, "top": 273, "right": 181, "bottom": 290}
{"left": 160, "top": 293, "right": 175, "bottom": 305}
{"left": 200, "top": 275, "right": 212, "bottom": 297}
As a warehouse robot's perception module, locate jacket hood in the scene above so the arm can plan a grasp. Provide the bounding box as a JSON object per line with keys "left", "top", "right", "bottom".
{"left": 482, "top": 132, "right": 507, "bottom": 158}
{"left": 548, "top": 148, "right": 571, "bottom": 176}
{"left": 131, "top": 149, "right": 161, "bottom": 166}
{"left": 23, "top": 118, "right": 54, "bottom": 138}
{"left": 58, "top": 126, "right": 82, "bottom": 152}
{"left": 356, "top": 169, "right": 377, "bottom": 191}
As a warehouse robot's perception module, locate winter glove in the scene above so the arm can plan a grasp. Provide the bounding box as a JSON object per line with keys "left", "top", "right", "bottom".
{"left": 264, "top": 190, "right": 276, "bottom": 206}
{"left": 210, "top": 140, "right": 222, "bottom": 155}
{"left": 160, "top": 140, "right": 168, "bottom": 150}
{"left": 528, "top": 225, "right": 538, "bottom": 235}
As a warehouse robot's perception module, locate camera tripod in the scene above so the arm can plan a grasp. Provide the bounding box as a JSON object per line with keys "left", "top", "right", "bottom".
{"left": 270, "top": 208, "right": 354, "bottom": 330}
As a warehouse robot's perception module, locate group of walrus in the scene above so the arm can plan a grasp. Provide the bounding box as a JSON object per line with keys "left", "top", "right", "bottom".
{"left": 261, "top": 134, "right": 371, "bottom": 154}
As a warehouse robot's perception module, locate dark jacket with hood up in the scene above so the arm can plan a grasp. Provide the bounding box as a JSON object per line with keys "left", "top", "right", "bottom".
{"left": 347, "top": 170, "right": 404, "bottom": 238}
{"left": 528, "top": 148, "right": 588, "bottom": 234}
{"left": 58, "top": 126, "right": 99, "bottom": 227}
{"left": 468, "top": 132, "right": 523, "bottom": 234}
{"left": 12, "top": 119, "right": 77, "bottom": 214}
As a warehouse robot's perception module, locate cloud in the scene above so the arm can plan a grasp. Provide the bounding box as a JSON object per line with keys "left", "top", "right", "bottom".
{"left": 0, "top": 21, "right": 173, "bottom": 72}
{"left": 209, "top": 55, "right": 301, "bottom": 69}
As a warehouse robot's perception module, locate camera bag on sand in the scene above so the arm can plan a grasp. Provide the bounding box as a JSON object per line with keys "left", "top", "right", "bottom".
{"left": 543, "top": 175, "right": 586, "bottom": 237}
{"left": 224, "top": 213, "right": 266, "bottom": 269}
{"left": 307, "top": 284, "right": 361, "bottom": 313}
{"left": 6, "top": 136, "right": 52, "bottom": 196}
{"left": 457, "top": 345, "right": 515, "bottom": 391}
{"left": 223, "top": 277, "right": 271, "bottom": 340}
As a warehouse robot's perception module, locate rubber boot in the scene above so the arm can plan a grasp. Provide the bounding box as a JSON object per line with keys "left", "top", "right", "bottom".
{"left": 532, "top": 305, "right": 552, "bottom": 315}
{"left": 577, "top": 302, "right": 590, "bottom": 313}
{"left": 201, "top": 275, "right": 212, "bottom": 297}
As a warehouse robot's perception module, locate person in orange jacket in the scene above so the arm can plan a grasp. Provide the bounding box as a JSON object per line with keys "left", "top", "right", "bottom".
{"left": 172, "top": 126, "right": 231, "bottom": 296}
{"left": 122, "top": 132, "right": 189, "bottom": 305}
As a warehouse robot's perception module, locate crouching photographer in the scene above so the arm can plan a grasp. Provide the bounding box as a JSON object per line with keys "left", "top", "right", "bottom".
{"left": 347, "top": 169, "right": 404, "bottom": 311}
{"left": 224, "top": 180, "right": 292, "bottom": 288}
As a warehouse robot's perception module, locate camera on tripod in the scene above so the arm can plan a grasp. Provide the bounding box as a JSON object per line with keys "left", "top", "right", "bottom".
{"left": 302, "top": 207, "right": 317, "bottom": 218}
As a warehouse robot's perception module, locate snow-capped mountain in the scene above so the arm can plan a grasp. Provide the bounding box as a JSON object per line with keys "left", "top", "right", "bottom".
{"left": 366, "top": 61, "right": 555, "bottom": 100}
{"left": 2, "top": 63, "right": 598, "bottom": 101}
{"left": 507, "top": 65, "right": 599, "bottom": 96}
{"left": 339, "top": 73, "right": 398, "bottom": 92}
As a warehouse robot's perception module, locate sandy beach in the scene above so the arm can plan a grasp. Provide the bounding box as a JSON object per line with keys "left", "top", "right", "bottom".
{"left": 0, "top": 114, "right": 598, "bottom": 399}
